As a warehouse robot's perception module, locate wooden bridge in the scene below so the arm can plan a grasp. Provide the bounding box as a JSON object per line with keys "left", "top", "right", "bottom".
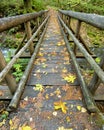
{"left": 0, "top": 9, "right": 104, "bottom": 130}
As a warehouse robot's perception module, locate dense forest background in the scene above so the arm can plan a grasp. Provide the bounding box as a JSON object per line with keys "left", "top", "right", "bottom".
{"left": 0, "top": 0, "right": 104, "bottom": 17}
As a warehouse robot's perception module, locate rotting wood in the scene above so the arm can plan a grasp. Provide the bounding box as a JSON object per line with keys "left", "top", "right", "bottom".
{"left": 8, "top": 16, "right": 49, "bottom": 110}
{"left": 0, "top": 16, "right": 49, "bottom": 83}
{"left": 0, "top": 50, "right": 17, "bottom": 94}
{"left": 58, "top": 15, "right": 104, "bottom": 84}
{"left": 58, "top": 15, "right": 97, "bottom": 112}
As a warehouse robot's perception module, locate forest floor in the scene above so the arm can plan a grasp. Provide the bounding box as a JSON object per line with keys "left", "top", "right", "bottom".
{"left": 0, "top": 9, "right": 103, "bottom": 130}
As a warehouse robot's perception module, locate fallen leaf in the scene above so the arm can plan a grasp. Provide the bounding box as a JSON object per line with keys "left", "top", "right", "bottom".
{"left": 71, "top": 104, "right": 74, "bottom": 108}
{"left": 0, "top": 90, "right": 4, "bottom": 96}
{"left": 0, "top": 119, "right": 6, "bottom": 127}
{"left": 54, "top": 88, "right": 61, "bottom": 96}
{"left": 62, "top": 85, "right": 69, "bottom": 91}
{"left": 45, "top": 93, "right": 49, "bottom": 99}
{"left": 42, "top": 63, "right": 47, "bottom": 68}
{"left": 38, "top": 57, "right": 47, "bottom": 62}
{"left": 9, "top": 119, "right": 16, "bottom": 130}
{"left": 62, "top": 68, "right": 68, "bottom": 73}
{"left": 9, "top": 119, "right": 13, "bottom": 126}
{"left": 54, "top": 100, "right": 68, "bottom": 114}
{"left": 81, "top": 107, "right": 87, "bottom": 113}
{"left": 66, "top": 116, "right": 71, "bottom": 122}
{"left": 33, "top": 84, "right": 43, "bottom": 91}
{"left": 57, "top": 42, "right": 62, "bottom": 46}
{"left": 38, "top": 52, "right": 44, "bottom": 57}
{"left": 52, "top": 111, "right": 57, "bottom": 116}
{"left": 77, "top": 105, "right": 81, "bottom": 111}
{"left": 64, "top": 74, "right": 76, "bottom": 83}
{"left": 24, "top": 96, "right": 28, "bottom": 101}
{"left": 22, "top": 125, "right": 32, "bottom": 130}
{"left": 20, "top": 100, "right": 28, "bottom": 108}
{"left": 57, "top": 126, "right": 73, "bottom": 130}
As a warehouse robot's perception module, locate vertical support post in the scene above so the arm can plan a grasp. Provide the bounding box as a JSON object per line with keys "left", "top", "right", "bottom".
{"left": 24, "top": 0, "right": 34, "bottom": 55}
{"left": 74, "top": 20, "right": 81, "bottom": 55}
{"left": 67, "top": 16, "right": 71, "bottom": 28}
{"left": 88, "top": 53, "right": 104, "bottom": 94}
{"left": 0, "top": 50, "right": 17, "bottom": 94}
{"left": 67, "top": 16, "right": 71, "bottom": 41}
{"left": 37, "top": 17, "right": 40, "bottom": 40}
{"left": 24, "top": 22, "right": 34, "bottom": 55}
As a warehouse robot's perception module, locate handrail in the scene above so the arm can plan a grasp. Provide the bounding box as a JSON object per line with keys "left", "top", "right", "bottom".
{"left": 58, "top": 14, "right": 104, "bottom": 84}
{"left": 0, "top": 10, "right": 49, "bottom": 96}
{"left": 58, "top": 11, "right": 104, "bottom": 113}
{"left": 0, "top": 10, "right": 48, "bottom": 32}
{"left": 59, "top": 10, "right": 104, "bottom": 29}
{"left": 0, "top": 15, "right": 49, "bottom": 83}
{"left": 58, "top": 16, "right": 97, "bottom": 112}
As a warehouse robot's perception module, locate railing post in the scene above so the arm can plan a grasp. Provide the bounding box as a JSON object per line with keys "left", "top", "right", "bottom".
{"left": 88, "top": 53, "right": 104, "bottom": 94}
{"left": 0, "top": 50, "right": 17, "bottom": 94}
{"left": 36, "top": 17, "right": 40, "bottom": 40}
{"left": 67, "top": 16, "right": 71, "bottom": 28}
{"left": 74, "top": 20, "right": 81, "bottom": 55}
{"left": 24, "top": 0, "right": 34, "bottom": 55}
{"left": 24, "top": 22, "right": 34, "bottom": 55}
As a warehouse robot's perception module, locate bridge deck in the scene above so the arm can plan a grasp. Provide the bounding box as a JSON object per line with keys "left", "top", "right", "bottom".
{"left": 1, "top": 10, "right": 100, "bottom": 130}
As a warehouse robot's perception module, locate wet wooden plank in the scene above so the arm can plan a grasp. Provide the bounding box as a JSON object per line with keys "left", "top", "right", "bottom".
{"left": 27, "top": 73, "right": 79, "bottom": 86}
{"left": 0, "top": 85, "right": 12, "bottom": 99}
{"left": 32, "top": 63, "right": 74, "bottom": 73}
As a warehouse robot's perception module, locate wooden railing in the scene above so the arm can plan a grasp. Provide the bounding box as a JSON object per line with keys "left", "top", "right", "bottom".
{"left": 0, "top": 10, "right": 49, "bottom": 110}
{"left": 58, "top": 10, "right": 104, "bottom": 113}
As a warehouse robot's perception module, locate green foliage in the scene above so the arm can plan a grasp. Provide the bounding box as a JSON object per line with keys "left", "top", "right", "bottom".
{"left": 86, "top": 25, "right": 104, "bottom": 47}
{"left": 0, "top": 0, "right": 104, "bottom": 16}
{"left": 0, "top": 0, "right": 45, "bottom": 17}
{"left": 15, "top": 33, "right": 23, "bottom": 39}
{"left": 12, "top": 59, "right": 29, "bottom": 82}
{"left": 5, "top": 53, "right": 29, "bottom": 82}
{"left": 0, "top": 0, "right": 24, "bottom": 16}
{"left": 32, "top": 0, "right": 45, "bottom": 11}
{"left": 95, "top": 57, "right": 101, "bottom": 64}
{"left": 44, "top": 0, "right": 104, "bottom": 15}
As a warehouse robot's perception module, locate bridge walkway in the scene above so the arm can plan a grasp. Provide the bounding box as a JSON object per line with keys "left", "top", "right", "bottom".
{"left": 1, "top": 10, "right": 100, "bottom": 130}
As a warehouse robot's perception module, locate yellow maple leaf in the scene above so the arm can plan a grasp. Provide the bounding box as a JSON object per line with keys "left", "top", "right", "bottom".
{"left": 62, "top": 68, "right": 68, "bottom": 73}
{"left": 54, "top": 101, "right": 68, "bottom": 114}
{"left": 57, "top": 126, "right": 73, "bottom": 130}
{"left": 77, "top": 105, "right": 81, "bottom": 111}
{"left": 0, "top": 119, "right": 6, "bottom": 127}
{"left": 64, "top": 75, "right": 76, "bottom": 83}
{"left": 38, "top": 52, "right": 44, "bottom": 57}
{"left": 9, "top": 119, "right": 13, "bottom": 125}
{"left": 22, "top": 126, "right": 32, "bottom": 130}
{"left": 33, "top": 84, "right": 43, "bottom": 91}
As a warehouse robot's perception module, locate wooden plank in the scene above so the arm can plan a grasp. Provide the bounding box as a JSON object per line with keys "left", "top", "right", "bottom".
{"left": 27, "top": 73, "right": 79, "bottom": 86}
{"left": 94, "top": 95, "right": 104, "bottom": 101}
{"left": 32, "top": 63, "right": 74, "bottom": 73}
{"left": 0, "top": 85, "right": 12, "bottom": 100}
